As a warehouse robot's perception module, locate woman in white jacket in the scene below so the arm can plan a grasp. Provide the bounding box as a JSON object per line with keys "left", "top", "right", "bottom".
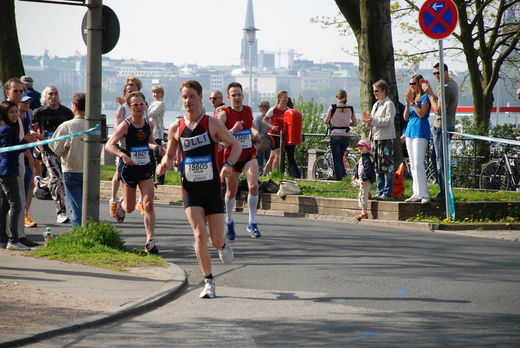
{"left": 362, "top": 80, "right": 396, "bottom": 200}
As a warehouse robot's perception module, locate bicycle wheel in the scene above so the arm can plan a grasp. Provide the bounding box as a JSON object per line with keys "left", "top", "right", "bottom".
{"left": 479, "top": 160, "right": 510, "bottom": 191}
{"left": 312, "top": 155, "right": 333, "bottom": 180}
{"left": 343, "top": 153, "right": 356, "bottom": 176}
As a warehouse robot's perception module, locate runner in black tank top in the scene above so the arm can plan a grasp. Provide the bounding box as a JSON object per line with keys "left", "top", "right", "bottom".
{"left": 156, "top": 80, "right": 242, "bottom": 299}
{"left": 179, "top": 114, "right": 223, "bottom": 214}
{"left": 105, "top": 92, "right": 163, "bottom": 255}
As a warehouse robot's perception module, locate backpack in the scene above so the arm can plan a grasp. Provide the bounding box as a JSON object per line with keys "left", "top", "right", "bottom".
{"left": 392, "top": 162, "right": 405, "bottom": 199}
{"left": 328, "top": 104, "right": 353, "bottom": 135}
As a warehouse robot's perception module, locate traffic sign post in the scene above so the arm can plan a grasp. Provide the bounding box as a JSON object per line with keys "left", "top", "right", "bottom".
{"left": 419, "top": 0, "right": 458, "bottom": 221}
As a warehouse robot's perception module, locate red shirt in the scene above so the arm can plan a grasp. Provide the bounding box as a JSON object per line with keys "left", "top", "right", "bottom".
{"left": 223, "top": 105, "right": 256, "bottom": 163}
{"left": 267, "top": 106, "right": 285, "bottom": 136}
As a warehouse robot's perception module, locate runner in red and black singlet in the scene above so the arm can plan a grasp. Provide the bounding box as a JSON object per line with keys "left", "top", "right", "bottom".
{"left": 218, "top": 82, "right": 263, "bottom": 240}
{"left": 262, "top": 90, "right": 289, "bottom": 174}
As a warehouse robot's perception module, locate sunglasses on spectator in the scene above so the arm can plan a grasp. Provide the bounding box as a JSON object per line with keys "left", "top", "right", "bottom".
{"left": 131, "top": 102, "right": 145, "bottom": 107}
{"left": 433, "top": 71, "right": 440, "bottom": 75}
{"left": 209, "top": 97, "right": 217, "bottom": 100}
{"left": 409, "top": 82, "right": 417, "bottom": 86}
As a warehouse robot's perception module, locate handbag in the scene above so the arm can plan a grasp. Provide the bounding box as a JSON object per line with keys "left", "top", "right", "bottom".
{"left": 277, "top": 180, "right": 300, "bottom": 197}
{"left": 256, "top": 134, "right": 271, "bottom": 153}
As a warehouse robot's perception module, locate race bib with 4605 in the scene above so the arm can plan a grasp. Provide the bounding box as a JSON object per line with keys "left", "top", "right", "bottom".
{"left": 130, "top": 146, "right": 150, "bottom": 165}
{"left": 184, "top": 155, "right": 213, "bottom": 182}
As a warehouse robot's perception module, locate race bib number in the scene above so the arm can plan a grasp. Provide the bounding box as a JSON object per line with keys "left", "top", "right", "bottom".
{"left": 130, "top": 146, "right": 150, "bottom": 165}
{"left": 233, "top": 129, "right": 252, "bottom": 149}
{"left": 184, "top": 155, "right": 213, "bottom": 182}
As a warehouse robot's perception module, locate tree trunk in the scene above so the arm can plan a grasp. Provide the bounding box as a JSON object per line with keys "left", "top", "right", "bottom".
{"left": 335, "top": 0, "right": 403, "bottom": 165}
{"left": 0, "top": 0, "right": 25, "bottom": 86}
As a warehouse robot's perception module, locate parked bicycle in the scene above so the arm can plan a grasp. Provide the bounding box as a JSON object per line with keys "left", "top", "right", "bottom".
{"left": 479, "top": 146, "right": 520, "bottom": 191}
{"left": 312, "top": 139, "right": 357, "bottom": 180}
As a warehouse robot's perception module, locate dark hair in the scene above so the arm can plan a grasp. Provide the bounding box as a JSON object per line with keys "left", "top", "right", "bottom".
{"left": 433, "top": 63, "right": 449, "bottom": 71}
{"left": 0, "top": 100, "right": 20, "bottom": 133}
{"left": 180, "top": 80, "right": 203, "bottom": 95}
{"left": 72, "top": 93, "right": 86, "bottom": 112}
{"left": 287, "top": 97, "right": 294, "bottom": 109}
{"left": 227, "top": 82, "right": 243, "bottom": 94}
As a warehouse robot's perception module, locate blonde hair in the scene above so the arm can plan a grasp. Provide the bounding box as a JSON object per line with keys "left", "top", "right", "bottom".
{"left": 276, "top": 90, "right": 288, "bottom": 104}
{"left": 152, "top": 85, "right": 164, "bottom": 96}
{"left": 125, "top": 76, "right": 142, "bottom": 91}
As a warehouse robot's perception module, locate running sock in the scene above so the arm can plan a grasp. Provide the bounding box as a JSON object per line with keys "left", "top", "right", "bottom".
{"left": 248, "top": 194, "right": 258, "bottom": 224}
{"left": 361, "top": 208, "right": 367, "bottom": 215}
{"left": 225, "top": 197, "right": 235, "bottom": 222}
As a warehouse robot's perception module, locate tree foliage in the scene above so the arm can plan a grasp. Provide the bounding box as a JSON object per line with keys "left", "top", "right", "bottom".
{"left": 313, "top": 0, "right": 520, "bottom": 146}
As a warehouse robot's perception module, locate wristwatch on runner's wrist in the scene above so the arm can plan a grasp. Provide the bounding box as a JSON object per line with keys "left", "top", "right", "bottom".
{"left": 225, "top": 160, "right": 234, "bottom": 167}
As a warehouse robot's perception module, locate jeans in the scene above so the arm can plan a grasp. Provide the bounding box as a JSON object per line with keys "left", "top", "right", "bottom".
{"left": 431, "top": 126, "right": 454, "bottom": 198}
{"left": 256, "top": 149, "right": 271, "bottom": 174}
{"left": 0, "top": 175, "right": 23, "bottom": 243}
{"left": 405, "top": 137, "right": 429, "bottom": 199}
{"left": 330, "top": 136, "right": 351, "bottom": 180}
{"left": 63, "top": 172, "right": 83, "bottom": 227}
{"left": 376, "top": 172, "right": 394, "bottom": 198}
{"left": 24, "top": 162, "right": 33, "bottom": 201}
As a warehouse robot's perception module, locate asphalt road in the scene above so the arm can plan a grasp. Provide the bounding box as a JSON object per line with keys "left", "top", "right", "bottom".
{"left": 25, "top": 198, "right": 520, "bottom": 347}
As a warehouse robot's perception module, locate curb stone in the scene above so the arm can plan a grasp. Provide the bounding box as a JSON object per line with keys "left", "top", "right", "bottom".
{"left": 0, "top": 263, "right": 187, "bottom": 347}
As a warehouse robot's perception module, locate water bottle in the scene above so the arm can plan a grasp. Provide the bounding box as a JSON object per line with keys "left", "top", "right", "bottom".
{"left": 44, "top": 227, "right": 52, "bottom": 246}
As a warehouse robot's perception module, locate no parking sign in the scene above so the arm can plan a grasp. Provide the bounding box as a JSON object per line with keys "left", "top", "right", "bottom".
{"left": 419, "top": 0, "right": 458, "bottom": 39}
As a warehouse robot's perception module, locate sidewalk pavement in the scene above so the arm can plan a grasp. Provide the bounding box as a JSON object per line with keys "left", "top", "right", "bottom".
{"left": 0, "top": 249, "right": 187, "bottom": 347}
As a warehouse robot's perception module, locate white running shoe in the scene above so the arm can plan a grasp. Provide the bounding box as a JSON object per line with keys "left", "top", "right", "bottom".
{"left": 219, "top": 243, "right": 233, "bottom": 265}
{"left": 7, "top": 241, "right": 31, "bottom": 250}
{"left": 199, "top": 278, "right": 215, "bottom": 298}
{"left": 57, "top": 213, "right": 70, "bottom": 224}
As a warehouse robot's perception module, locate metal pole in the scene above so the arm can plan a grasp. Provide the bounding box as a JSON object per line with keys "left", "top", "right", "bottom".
{"left": 439, "top": 39, "right": 454, "bottom": 220}
{"left": 82, "top": 0, "right": 102, "bottom": 224}
{"left": 248, "top": 43, "right": 252, "bottom": 107}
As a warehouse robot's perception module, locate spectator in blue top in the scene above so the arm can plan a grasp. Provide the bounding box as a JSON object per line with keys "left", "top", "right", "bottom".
{"left": 20, "top": 76, "right": 41, "bottom": 111}
{"left": 0, "top": 101, "right": 36, "bottom": 250}
{"left": 403, "top": 74, "right": 431, "bottom": 203}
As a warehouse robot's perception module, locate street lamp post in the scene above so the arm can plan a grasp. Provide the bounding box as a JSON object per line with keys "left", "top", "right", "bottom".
{"left": 244, "top": 26, "right": 258, "bottom": 107}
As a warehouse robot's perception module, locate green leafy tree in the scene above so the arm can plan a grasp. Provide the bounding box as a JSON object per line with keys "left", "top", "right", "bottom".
{"left": 0, "top": 0, "right": 24, "bottom": 86}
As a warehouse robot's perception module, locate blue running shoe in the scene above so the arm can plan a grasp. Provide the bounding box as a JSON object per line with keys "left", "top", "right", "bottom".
{"left": 247, "top": 223, "right": 261, "bottom": 238}
{"left": 225, "top": 221, "right": 236, "bottom": 241}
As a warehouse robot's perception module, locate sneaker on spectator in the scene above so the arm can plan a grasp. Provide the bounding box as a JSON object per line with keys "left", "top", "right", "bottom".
{"left": 24, "top": 213, "right": 37, "bottom": 228}
{"left": 110, "top": 199, "right": 118, "bottom": 218}
{"left": 137, "top": 200, "right": 145, "bottom": 215}
{"left": 199, "top": 278, "right": 215, "bottom": 298}
{"left": 7, "top": 241, "right": 31, "bottom": 250}
{"left": 145, "top": 238, "right": 159, "bottom": 254}
{"left": 225, "top": 221, "right": 235, "bottom": 241}
{"left": 219, "top": 243, "right": 233, "bottom": 265}
{"left": 116, "top": 201, "right": 126, "bottom": 223}
{"left": 247, "top": 223, "right": 261, "bottom": 238}
{"left": 57, "top": 213, "right": 70, "bottom": 224}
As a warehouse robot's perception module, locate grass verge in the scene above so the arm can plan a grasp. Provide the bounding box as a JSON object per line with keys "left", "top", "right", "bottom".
{"left": 31, "top": 219, "right": 167, "bottom": 272}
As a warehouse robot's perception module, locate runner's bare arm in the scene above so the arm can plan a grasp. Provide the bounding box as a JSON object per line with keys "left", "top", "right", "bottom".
{"left": 157, "top": 120, "right": 180, "bottom": 176}
{"left": 105, "top": 122, "right": 134, "bottom": 165}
